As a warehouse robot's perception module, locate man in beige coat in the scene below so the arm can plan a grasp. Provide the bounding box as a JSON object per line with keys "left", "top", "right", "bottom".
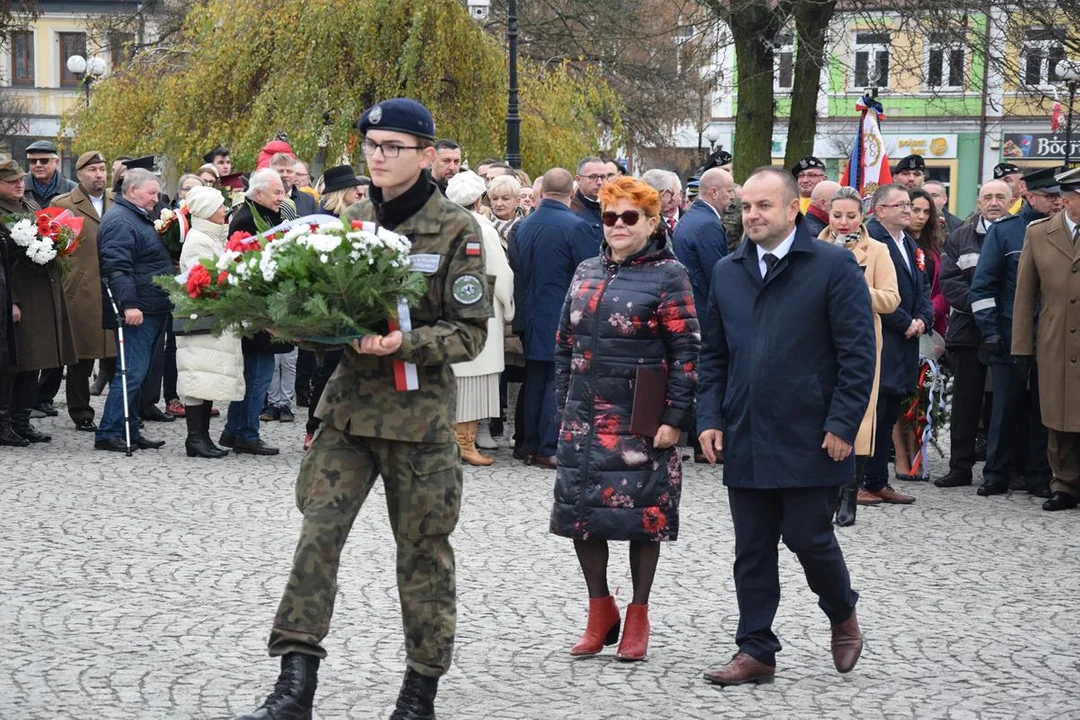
{"left": 46, "top": 151, "right": 116, "bottom": 431}
{"left": 1012, "top": 167, "right": 1080, "bottom": 511}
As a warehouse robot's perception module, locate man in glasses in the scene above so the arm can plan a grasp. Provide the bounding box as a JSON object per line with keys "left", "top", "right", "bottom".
{"left": 570, "top": 156, "right": 611, "bottom": 232}
{"left": 237, "top": 98, "right": 491, "bottom": 720}
{"left": 24, "top": 140, "right": 76, "bottom": 207}
{"left": 860, "top": 184, "right": 933, "bottom": 506}
{"left": 791, "top": 155, "right": 827, "bottom": 214}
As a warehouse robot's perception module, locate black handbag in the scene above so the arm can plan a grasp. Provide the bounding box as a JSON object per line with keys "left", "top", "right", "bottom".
{"left": 172, "top": 314, "right": 216, "bottom": 336}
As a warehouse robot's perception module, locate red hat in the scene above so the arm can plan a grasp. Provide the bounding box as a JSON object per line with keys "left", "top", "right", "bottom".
{"left": 256, "top": 140, "right": 295, "bottom": 170}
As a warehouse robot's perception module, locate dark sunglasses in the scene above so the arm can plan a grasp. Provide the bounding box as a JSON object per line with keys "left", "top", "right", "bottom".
{"left": 602, "top": 210, "right": 644, "bottom": 227}
{"left": 28, "top": 157, "right": 55, "bottom": 165}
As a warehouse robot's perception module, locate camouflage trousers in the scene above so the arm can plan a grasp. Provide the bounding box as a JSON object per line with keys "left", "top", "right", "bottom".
{"left": 267, "top": 424, "right": 463, "bottom": 678}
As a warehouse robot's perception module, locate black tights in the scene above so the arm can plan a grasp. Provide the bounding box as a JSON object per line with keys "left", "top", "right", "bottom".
{"left": 573, "top": 538, "right": 660, "bottom": 605}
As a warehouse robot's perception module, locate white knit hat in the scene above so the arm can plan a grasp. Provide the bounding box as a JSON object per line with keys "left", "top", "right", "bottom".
{"left": 446, "top": 170, "right": 487, "bottom": 208}
{"left": 185, "top": 185, "right": 226, "bottom": 220}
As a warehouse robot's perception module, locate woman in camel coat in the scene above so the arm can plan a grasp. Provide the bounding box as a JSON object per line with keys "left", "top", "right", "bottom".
{"left": 818, "top": 186, "right": 901, "bottom": 526}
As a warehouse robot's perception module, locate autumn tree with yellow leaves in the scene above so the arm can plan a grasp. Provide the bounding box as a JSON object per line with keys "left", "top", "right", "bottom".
{"left": 65, "top": 0, "right": 622, "bottom": 179}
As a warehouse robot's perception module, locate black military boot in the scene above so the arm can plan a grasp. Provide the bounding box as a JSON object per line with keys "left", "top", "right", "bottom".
{"left": 236, "top": 653, "right": 319, "bottom": 720}
{"left": 0, "top": 377, "right": 28, "bottom": 447}
{"left": 390, "top": 668, "right": 439, "bottom": 720}
{"left": 12, "top": 409, "right": 51, "bottom": 443}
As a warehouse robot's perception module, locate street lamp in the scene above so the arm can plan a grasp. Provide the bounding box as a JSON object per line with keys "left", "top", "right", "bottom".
{"left": 1056, "top": 60, "right": 1080, "bottom": 167}
{"left": 505, "top": 0, "right": 521, "bottom": 169}
{"left": 66, "top": 54, "right": 106, "bottom": 105}
{"left": 703, "top": 124, "right": 722, "bottom": 153}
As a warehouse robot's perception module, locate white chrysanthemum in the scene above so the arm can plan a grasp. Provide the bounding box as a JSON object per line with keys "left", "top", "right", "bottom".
{"left": 215, "top": 250, "right": 241, "bottom": 271}
{"left": 9, "top": 219, "right": 36, "bottom": 247}
{"left": 319, "top": 254, "right": 329, "bottom": 264}
{"left": 159, "top": 208, "right": 175, "bottom": 221}
{"left": 307, "top": 233, "right": 342, "bottom": 254}
{"left": 283, "top": 224, "right": 312, "bottom": 242}
{"left": 318, "top": 220, "right": 344, "bottom": 233}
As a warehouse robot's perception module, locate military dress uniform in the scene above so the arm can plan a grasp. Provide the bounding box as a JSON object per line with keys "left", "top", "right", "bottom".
{"left": 1012, "top": 168, "right": 1080, "bottom": 509}
{"left": 970, "top": 197, "right": 1053, "bottom": 495}
{"left": 266, "top": 184, "right": 491, "bottom": 681}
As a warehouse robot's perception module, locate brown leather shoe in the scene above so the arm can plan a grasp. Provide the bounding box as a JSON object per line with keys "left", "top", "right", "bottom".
{"left": 870, "top": 485, "right": 915, "bottom": 504}
{"left": 532, "top": 455, "right": 557, "bottom": 469}
{"left": 830, "top": 608, "right": 863, "bottom": 673}
{"left": 855, "top": 489, "right": 883, "bottom": 505}
{"left": 702, "top": 652, "right": 775, "bottom": 686}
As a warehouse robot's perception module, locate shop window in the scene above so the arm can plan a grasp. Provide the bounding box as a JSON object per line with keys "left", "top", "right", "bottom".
{"left": 853, "top": 32, "right": 890, "bottom": 89}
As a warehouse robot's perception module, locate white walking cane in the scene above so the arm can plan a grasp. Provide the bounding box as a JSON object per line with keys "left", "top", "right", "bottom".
{"left": 103, "top": 279, "right": 133, "bottom": 457}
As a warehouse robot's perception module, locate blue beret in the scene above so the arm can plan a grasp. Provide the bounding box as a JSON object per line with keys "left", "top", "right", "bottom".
{"left": 356, "top": 98, "right": 436, "bottom": 141}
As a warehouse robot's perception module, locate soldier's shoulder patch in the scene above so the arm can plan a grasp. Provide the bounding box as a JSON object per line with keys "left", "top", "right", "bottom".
{"left": 452, "top": 274, "right": 484, "bottom": 305}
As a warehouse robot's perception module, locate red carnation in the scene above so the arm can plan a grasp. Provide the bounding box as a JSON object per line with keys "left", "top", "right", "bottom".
{"left": 216, "top": 270, "right": 229, "bottom": 286}
{"left": 225, "top": 230, "right": 260, "bottom": 253}
{"left": 915, "top": 248, "right": 926, "bottom": 272}
{"left": 186, "top": 264, "right": 212, "bottom": 298}
{"left": 350, "top": 220, "right": 365, "bottom": 230}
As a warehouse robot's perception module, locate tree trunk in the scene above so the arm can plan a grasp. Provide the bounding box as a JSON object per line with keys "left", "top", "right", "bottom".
{"left": 784, "top": 0, "right": 837, "bottom": 171}
{"left": 729, "top": 5, "right": 780, "bottom": 181}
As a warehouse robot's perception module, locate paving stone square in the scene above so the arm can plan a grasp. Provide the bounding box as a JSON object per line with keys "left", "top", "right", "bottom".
{"left": 2, "top": 390, "right": 1078, "bottom": 719}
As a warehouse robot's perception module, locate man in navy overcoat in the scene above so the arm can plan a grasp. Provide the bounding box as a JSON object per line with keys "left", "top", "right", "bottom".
{"left": 509, "top": 168, "right": 598, "bottom": 467}
{"left": 697, "top": 167, "right": 875, "bottom": 685}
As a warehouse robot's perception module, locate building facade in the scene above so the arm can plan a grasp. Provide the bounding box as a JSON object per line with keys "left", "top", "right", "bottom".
{"left": 678, "top": 5, "right": 1074, "bottom": 218}
{"left": 1, "top": 1, "right": 144, "bottom": 176}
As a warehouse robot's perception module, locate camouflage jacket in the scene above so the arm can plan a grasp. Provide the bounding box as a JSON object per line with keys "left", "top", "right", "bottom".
{"left": 319, "top": 190, "right": 491, "bottom": 443}
{"left": 721, "top": 198, "right": 743, "bottom": 252}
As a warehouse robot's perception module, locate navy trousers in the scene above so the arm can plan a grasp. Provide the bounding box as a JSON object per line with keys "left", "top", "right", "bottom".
{"left": 728, "top": 486, "right": 859, "bottom": 667}
{"left": 863, "top": 392, "right": 903, "bottom": 491}
{"left": 522, "top": 360, "right": 558, "bottom": 458}
{"left": 986, "top": 361, "right": 1050, "bottom": 483}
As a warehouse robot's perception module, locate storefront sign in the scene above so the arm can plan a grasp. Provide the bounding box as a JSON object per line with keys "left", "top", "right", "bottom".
{"left": 1002, "top": 132, "right": 1080, "bottom": 160}
{"left": 886, "top": 134, "right": 956, "bottom": 159}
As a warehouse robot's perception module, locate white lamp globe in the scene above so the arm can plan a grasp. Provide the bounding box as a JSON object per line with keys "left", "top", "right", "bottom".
{"left": 66, "top": 54, "right": 87, "bottom": 75}
{"left": 87, "top": 56, "right": 106, "bottom": 76}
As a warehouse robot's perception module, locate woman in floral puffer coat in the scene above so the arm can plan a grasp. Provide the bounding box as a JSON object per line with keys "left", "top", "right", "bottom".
{"left": 551, "top": 176, "right": 700, "bottom": 663}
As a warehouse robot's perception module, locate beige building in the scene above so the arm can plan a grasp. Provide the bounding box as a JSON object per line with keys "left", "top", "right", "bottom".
{"left": 1, "top": 1, "right": 143, "bottom": 175}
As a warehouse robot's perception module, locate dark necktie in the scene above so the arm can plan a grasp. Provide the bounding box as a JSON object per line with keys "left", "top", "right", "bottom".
{"left": 1073, "top": 224, "right": 1079, "bottom": 248}
{"left": 763, "top": 252, "right": 779, "bottom": 280}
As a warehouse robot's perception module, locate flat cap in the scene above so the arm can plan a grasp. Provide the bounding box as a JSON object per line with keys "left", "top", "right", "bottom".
{"left": 894, "top": 154, "right": 926, "bottom": 173}
{"left": 356, "top": 98, "right": 436, "bottom": 141}
{"left": 993, "top": 162, "right": 1022, "bottom": 179}
{"left": 76, "top": 151, "right": 106, "bottom": 170}
{"left": 1024, "top": 165, "right": 1062, "bottom": 194}
{"left": 792, "top": 155, "right": 826, "bottom": 177}
{"left": 25, "top": 140, "right": 58, "bottom": 155}
{"left": 0, "top": 159, "right": 27, "bottom": 181}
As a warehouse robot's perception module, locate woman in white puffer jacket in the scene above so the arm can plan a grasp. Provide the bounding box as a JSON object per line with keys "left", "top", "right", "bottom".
{"left": 176, "top": 185, "right": 245, "bottom": 458}
{"left": 446, "top": 170, "right": 515, "bottom": 466}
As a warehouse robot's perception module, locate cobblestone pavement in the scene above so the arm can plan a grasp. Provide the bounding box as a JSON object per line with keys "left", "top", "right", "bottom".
{"left": 3, "top": 389, "right": 1079, "bottom": 720}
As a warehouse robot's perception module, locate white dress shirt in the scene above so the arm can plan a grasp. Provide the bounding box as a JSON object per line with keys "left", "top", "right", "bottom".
{"left": 890, "top": 231, "right": 911, "bottom": 274}
{"left": 756, "top": 228, "right": 797, "bottom": 278}
{"left": 89, "top": 193, "right": 105, "bottom": 220}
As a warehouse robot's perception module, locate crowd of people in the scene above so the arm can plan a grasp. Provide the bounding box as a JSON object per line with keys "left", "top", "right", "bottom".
{"left": 2, "top": 96, "right": 1079, "bottom": 719}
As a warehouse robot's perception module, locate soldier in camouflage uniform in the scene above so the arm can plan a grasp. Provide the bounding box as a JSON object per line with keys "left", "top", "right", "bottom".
{"left": 237, "top": 99, "right": 490, "bottom": 720}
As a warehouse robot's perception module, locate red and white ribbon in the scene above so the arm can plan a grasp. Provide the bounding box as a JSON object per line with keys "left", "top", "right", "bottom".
{"left": 388, "top": 297, "right": 419, "bottom": 392}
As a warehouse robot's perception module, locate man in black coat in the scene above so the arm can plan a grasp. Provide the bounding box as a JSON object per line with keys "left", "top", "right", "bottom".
{"left": 935, "top": 179, "right": 1013, "bottom": 488}
{"left": 509, "top": 168, "right": 597, "bottom": 467}
{"left": 270, "top": 152, "right": 319, "bottom": 217}
{"left": 697, "top": 167, "right": 874, "bottom": 685}
{"left": 924, "top": 180, "right": 964, "bottom": 234}
{"left": 569, "top": 156, "right": 608, "bottom": 238}
{"left": 862, "top": 184, "right": 934, "bottom": 502}
{"left": 94, "top": 168, "right": 174, "bottom": 452}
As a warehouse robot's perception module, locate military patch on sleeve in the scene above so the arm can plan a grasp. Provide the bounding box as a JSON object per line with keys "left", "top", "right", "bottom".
{"left": 452, "top": 274, "right": 484, "bottom": 305}
{"left": 465, "top": 241, "right": 482, "bottom": 256}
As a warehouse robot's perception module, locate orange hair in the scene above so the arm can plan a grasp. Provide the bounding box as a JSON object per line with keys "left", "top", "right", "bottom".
{"left": 598, "top": 176, "right": 661, "bottom": 219}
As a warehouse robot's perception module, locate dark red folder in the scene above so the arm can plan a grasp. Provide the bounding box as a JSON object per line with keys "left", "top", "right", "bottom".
{"left": 630, "top": 367, "right": 667, "bottom": 437}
